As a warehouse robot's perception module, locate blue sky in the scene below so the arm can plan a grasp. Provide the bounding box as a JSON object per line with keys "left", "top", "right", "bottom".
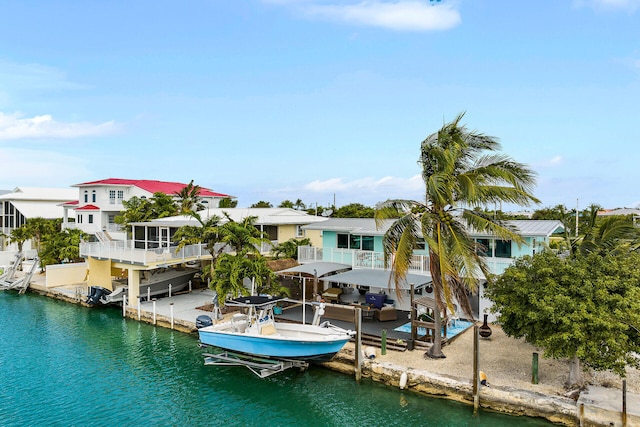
{"left": 1, "top": 0, "right": 639, "bottom": 211}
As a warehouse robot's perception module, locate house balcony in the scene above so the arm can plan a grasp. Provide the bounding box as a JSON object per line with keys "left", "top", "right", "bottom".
{"left": 79, "top": 241, "right": 210, "bottom": 266}
{"left": 297, "top": 246, "right": 515, "bottom": 276}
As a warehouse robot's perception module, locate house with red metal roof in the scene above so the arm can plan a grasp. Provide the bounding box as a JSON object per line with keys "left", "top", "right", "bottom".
{"left": 62, "top": 178, "right": 233, "bottom": 240}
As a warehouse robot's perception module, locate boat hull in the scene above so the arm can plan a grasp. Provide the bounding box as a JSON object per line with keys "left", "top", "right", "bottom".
{"left": 87, "top": 268, "right": 199, "bottom": 305}
{"left": 198, "top": 322, "right": 352, "bottom": 362}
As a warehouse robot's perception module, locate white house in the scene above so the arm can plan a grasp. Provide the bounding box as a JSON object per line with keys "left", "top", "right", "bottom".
{"left": 0, "top": 186, "right": 78, "bottom": 252}
{"left": 62, "top": 178, "right": 233, "bottom": 240}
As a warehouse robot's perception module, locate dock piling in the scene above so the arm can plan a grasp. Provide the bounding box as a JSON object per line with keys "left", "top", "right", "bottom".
{"left": 170, "top": 303, "right": 174, "bottom": 329}
{"left": 355, "top": 308, "right": 362, "bottom": 381}
{"left": 137, "top": 296, "right": 141, "bottom": 320}
{"left": 122, "top": 295, "right": 127, "bottom": 317}
{"left": 169, "top": 283, "right": 172, "bottom": 298}
{"left": 152, "top": 299, "right": 157, "bottom": 325}
{"left": 381, "top": 329, "right": 387, "bottom": 355}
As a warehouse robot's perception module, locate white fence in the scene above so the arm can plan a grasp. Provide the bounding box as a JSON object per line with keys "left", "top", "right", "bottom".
{"left": 298, "top": 246, "right": 514, "bottom": 276}
{"left": 79, "top": 242, "right": 209, "bottom": 265}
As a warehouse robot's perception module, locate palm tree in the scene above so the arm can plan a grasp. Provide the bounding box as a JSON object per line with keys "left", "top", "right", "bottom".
{"left": 175, "top": 180, "right": 204, "bottom": 214}
{"left": 568, "top": 204, "right": 639, "bottom": 257}
{"left": 219, "top": 215, "right": 269, "bottom": 256}
{"left": 375, "top": 112, "right": 540, "bottom": 358}
{"left": 9, "top": 226, "right": 30, "bottom": 254}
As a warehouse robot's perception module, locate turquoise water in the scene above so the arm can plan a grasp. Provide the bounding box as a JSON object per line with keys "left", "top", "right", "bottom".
{"left": 0, "top": 292, "right": 554, "bottom": 427}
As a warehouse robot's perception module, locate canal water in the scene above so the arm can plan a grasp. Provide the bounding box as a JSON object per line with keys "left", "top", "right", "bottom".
{"left": 0, "top": 292, "right": 554, "bottom": 426}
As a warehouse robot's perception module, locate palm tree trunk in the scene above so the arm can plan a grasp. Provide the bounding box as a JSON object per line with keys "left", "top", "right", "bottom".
{"left": 426, "top": 253, "right": 446, "bottom": 359}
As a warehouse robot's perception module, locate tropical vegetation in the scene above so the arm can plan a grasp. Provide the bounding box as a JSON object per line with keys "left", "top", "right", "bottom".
{"left": 375, "top": 112, "right": 540, "bottom": 358}
{"left": 486, "top": 251, "right": 640, "bottom": 386}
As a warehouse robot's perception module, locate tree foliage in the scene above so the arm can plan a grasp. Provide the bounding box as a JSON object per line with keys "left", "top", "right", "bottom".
{"left": 250, "top": 201, "right": 273, "bottom": 208}
{"left": 334, "top": 203, "right": 375, "bottom": 218}
{"left": 40, "top": 228, "right": 88, "bottom": 265}
{"left": 115, "top": 193, "right": 178, "bottom": 233}
{"left": 375, "top": 112, "right": 539, "bottom": 358}
{"left": 271, "top": 238, "right": 312, "bottom": 260}
{"left": 486, "top": 251, "right": 640, "bottom": 378}
{"left": 218, "top": 197, "right": 238, "bottom": 208}
{"left": 209, "top": 254, "right": 286, "bottom": 305}
{"left": 175, "top": 180, "right": 204, "bottom": 214}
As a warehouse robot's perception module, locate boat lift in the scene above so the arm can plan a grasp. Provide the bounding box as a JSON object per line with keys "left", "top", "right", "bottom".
{"left": 0, "top": 255, "right": 39, "bottom": 294}
{"left": 202, "top": 349, "right": 309, "bottom": 378}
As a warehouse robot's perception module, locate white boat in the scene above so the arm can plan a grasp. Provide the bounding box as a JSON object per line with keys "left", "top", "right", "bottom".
{"left": 197, "top": 296, "right": 354, "bottom": 363}
{"left": 86, "top": 267, "right": 199, "bottom": 305}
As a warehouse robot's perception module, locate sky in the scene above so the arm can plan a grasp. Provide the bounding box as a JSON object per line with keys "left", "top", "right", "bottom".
{"left": 1, "top": 0, "right": 639, "bottom": 211}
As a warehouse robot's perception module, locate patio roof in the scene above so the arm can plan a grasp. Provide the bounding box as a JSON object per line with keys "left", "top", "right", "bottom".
{"left": 327, "top": 269, "right": 432, "bottom": 290}
{"left": 276, "top": 262, "right": 352, "bottom": 278}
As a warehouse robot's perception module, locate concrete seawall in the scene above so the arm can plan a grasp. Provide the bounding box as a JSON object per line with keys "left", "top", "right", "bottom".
{"left": 28, "top": 283, "right": 639, "bottom": 427}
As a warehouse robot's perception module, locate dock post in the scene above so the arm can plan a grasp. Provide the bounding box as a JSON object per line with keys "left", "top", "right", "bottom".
{"left": 473, "top": 325, "right": 480, "bottom": 414}
{"left": 122, "top": 295, "right": 127, "bottom": 318}
{"left": 381, "top": 329, "right": 387, "bottom": 355}
{"left": 169, "top": 283, "right": 172, "bottom": 298}
{"left": 189, "top": 280, "right": 192, "bottom": 292}
{"left": 355, "top": 308, "right": 362, "bottom": 381}
{"left": 137, "top": 296, "right": 141, "bottom": 321}
{"left": 170, "top": 303, "right": 174, "bottom": 330}
{"left": 152, "top": 299, "right": 157, "bottom": 325}
{"left": 532, "top": 352, "right": 539, "bottom": 384}
{"left": 147, "top": 287, "right": 151, "bottom": 302}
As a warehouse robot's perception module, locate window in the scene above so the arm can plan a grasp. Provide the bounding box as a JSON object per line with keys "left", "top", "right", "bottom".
{"left": 109, "top": 190, "right": 116, "bottom": 204}
{"left": 337, "top": 233, "right": 349, "bottom": 249}
{"left": 77, "top": 215, "right": 83, "bottom": 224}
{"left": 495, "top": 240, "right": 512, "bottom": 258}
{"left": 296, "top": 225, "right": 304, "bottom": 238}
{"left": 361, "top": 236, "right": 374, "bottom": 251}
{"left": 84, "top": 191, "right": 88, "bottom": 203}
{"left": 88, "top": 214, "right": 93, "bottom": 224}
{"left": 108, "top": 214, "right": 116, "bottom": 224}
{"left": 337, "top": 233, "right": 374, "bottom": 250}
{"left": 117, "top": 190, "right": 124, "bottom": 202}
{"left": 92, "top": 190, "right": 96, "bottom": 203}
{"left": 475, "top": 238, "right": 491, "bottom": 257}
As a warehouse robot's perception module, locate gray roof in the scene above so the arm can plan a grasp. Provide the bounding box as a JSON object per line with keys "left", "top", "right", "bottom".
{"left": 131, "top": 208, "right": 329, "bottom": 227}
{"left": 277, "top": 262, "right": 352, "bottom": 277}
{"left": 327, "top": 269, "right": 432, "bottom": 290}
{"left": 304, "top": 217, "right": 564, "bottom": 238}
{"left": 302, "top": 218, "right": 395, "bottom": 236}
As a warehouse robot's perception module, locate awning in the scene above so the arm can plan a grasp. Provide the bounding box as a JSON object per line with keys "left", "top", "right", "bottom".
{"left": 326, "top": 269, "right": 432, "bottom": 290}
{"left": 276, "top": 262, "right": 352, "bottom": 278}
{"left": 9, "top": 201, "right": 67, "bottom": 219}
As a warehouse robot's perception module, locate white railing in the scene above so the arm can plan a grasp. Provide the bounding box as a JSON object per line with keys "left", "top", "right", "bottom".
{"left": 80, "top": 242, "right": 208, "bottom": 265}
{"left": 297, "top": 246, "right": 515, "bottom": 276}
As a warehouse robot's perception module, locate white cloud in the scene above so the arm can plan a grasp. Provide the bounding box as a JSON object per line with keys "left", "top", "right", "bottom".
{"left": 573, "top": 0, "right": 640, "bottom": 12}
{"left": 533, "top": 155, "right": 564, "bottom": 168}
{"left": 300, "top": 175, "right": 424, "bottom": 205}
{"left": 266, "top": 1, "right": 461, "bottom": 31}
{"left": 0, "top": 112, "right": 117, "bottom": 141}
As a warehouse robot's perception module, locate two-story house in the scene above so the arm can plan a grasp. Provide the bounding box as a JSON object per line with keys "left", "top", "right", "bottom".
{"left": 298, "top": 218, "right": 564, "bottom": 317}
{"left": 0, "top": 186, "right": 77, "bottom": 253}
{"left": 79, "top": 207, "right": 327, "bottom": 306}
{"left": 62, "top": 178, "right": 232, "bottom": 240}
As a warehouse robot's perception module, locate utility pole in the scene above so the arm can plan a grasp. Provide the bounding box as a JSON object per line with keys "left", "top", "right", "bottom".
{"left": 575, "top": 198, "right": 579, "bottom": 236}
